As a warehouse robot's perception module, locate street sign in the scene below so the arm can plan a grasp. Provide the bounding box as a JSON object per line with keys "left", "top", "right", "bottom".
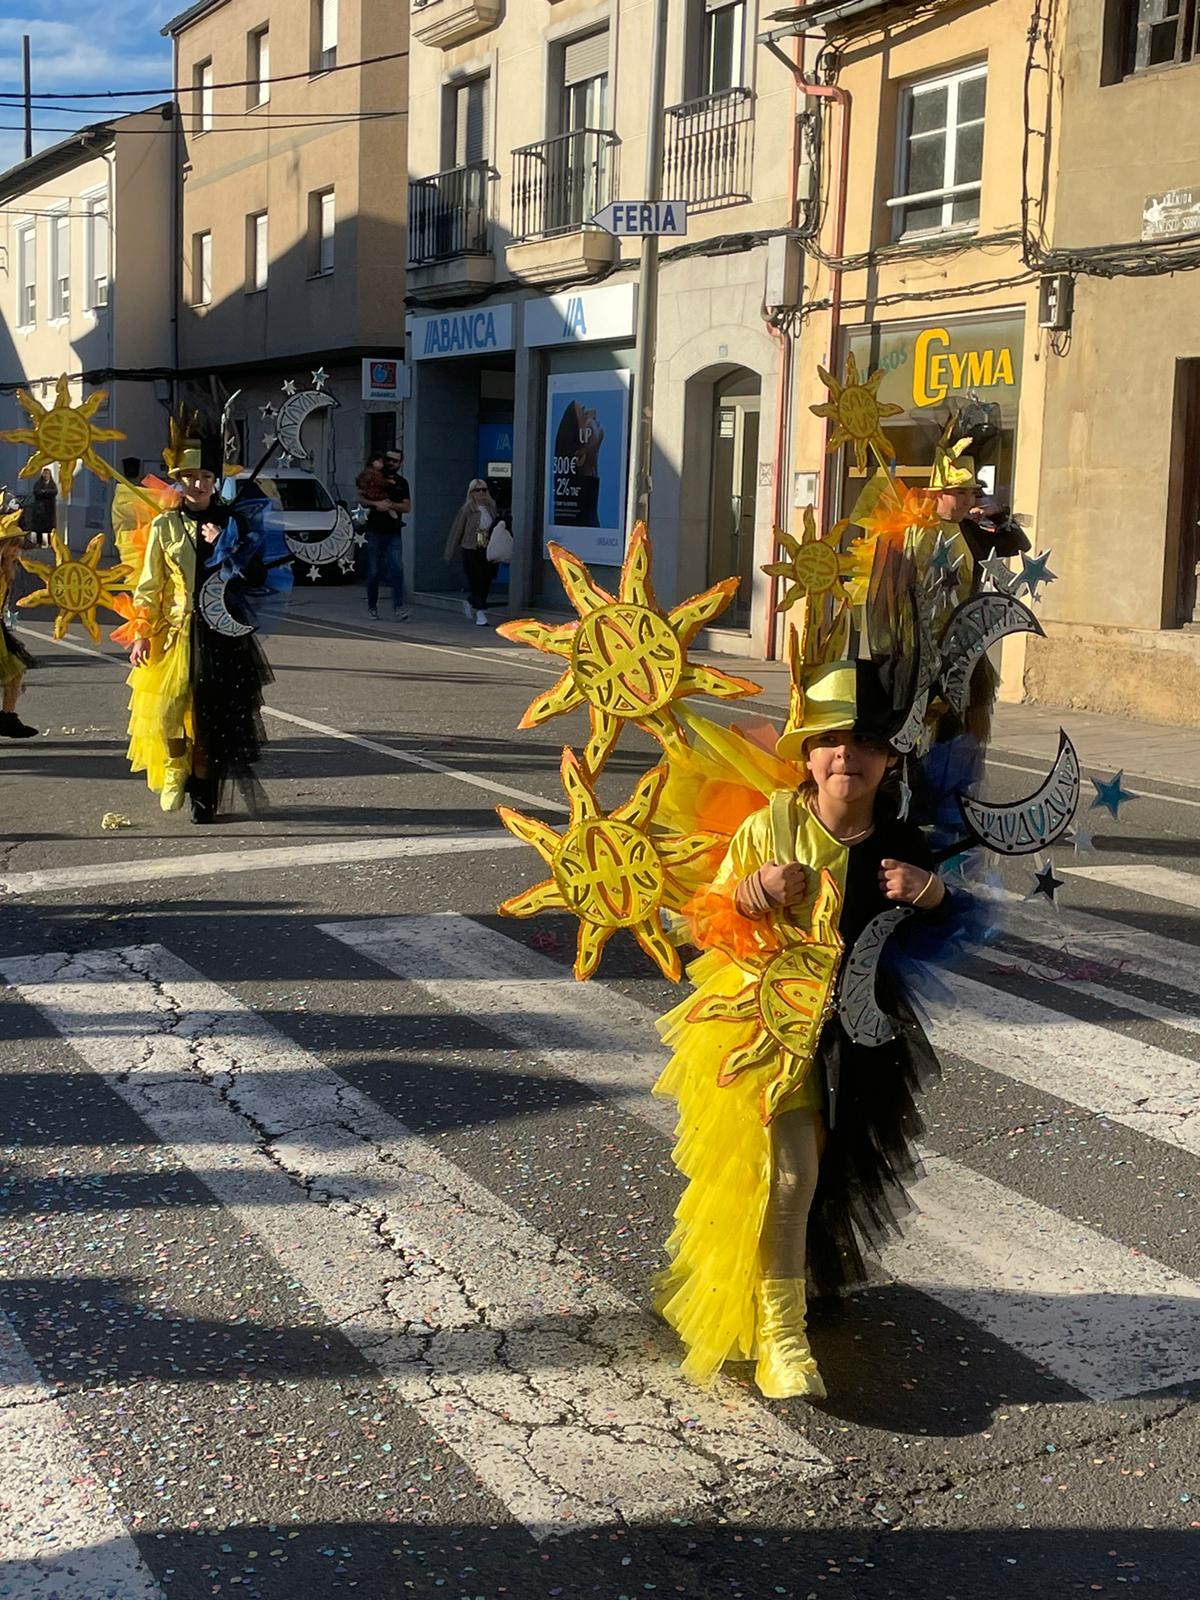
{"left": 592, "top": 200, "right": 689, "bottom": 238}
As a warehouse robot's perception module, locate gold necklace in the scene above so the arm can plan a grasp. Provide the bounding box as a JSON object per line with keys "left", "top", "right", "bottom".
{"left": 812, "top": 804, "right": 874, "bottom": 845}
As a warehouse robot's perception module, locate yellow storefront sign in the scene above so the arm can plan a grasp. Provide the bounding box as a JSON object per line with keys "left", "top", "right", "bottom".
{"left": 912, "top": 326, "right": 1016, "bottom": 407}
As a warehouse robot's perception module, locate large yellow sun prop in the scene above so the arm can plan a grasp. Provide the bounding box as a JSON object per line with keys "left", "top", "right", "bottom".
{"left": 687, "top": 869, "right": 844, "bottom": 1124}
{"left": 811, "top": 353, "right": 904, "bottom": 474}
{"left": 20, "top": 533, "right": 130, "bottom": 641}
{"left": 498, "top": 522, "right": 760, "bottom": 776}
{"left": 498, "top": 748, "right": 721, "bottom": 982}
{"left": 1, "top": 375, "right": 125, "bottom": 499}
{"left": 763, "top": 506, "right": 872, "bottom": 615}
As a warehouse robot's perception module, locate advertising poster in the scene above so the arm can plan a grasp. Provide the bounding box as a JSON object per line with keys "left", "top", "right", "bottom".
{"left": 544, "top": 370, "right": 631, "bottom": 565}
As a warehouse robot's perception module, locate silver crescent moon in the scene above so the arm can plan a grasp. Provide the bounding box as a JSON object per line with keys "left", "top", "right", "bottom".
{"left": 890, "top": 596, "right": 937, "bottom": 755}
{"left": 958, "top": 727, "right": 1080, "bottom": 855}
{"left": 939, "top": 592, "right": 1045, "bottom": 716}
{"left": 838, "top": 906, "right": 914, "bottom": 1047}
{"left": 275, "top": 388, "right": 337, "bottom": 462}
{"left": 199, "top": 572, "right": 255, "bottom": 637}
{"left": 285, "top": 506, "right": 357, "bottom": 566}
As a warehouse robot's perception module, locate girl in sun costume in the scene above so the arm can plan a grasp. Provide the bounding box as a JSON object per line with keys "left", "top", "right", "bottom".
{"left": 0, "top": 515, "right": 38, "bottom": 738}
{"left": 125, "top": 420, "right": 290, "bottom": 822}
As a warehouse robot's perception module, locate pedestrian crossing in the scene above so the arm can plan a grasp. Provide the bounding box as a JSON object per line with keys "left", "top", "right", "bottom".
{"left": 2, "top": 881, "right": 1200, "bottom": 1592}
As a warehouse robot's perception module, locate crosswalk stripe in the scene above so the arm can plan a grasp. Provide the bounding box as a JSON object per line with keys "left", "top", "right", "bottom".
{"left": 0, "top": 833, "right": 523, "bottom": 898}
{"left": 1059, "top": 862, "right": 1200, "bottom": 910}
{"left": 982, "top": 948, "right": 1200, "bottom": 1039}
{"left": 999, "top": 891, "right": 1200, "bottom": 1001}
{"left": 0, "top": 943, "right": 829, "bottom": 1543}
{"left": 319, "top": 913, "right": 1200, "bottom": 1400}
{"left": 0, "top": 1307, "right": 164, "bottom": 1599}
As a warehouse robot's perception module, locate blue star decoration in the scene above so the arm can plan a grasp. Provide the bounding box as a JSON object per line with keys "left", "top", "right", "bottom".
{"left": 1090, "top": 770, "right": 1137, "bottom": 821}
{"left": 1030, "top": 862, "right": 1065, "bottom": 904}
{"left": 1016, "top": 549, "right": 1057, "bottom": 601}
{"left": 928, "top": 531, "right": 965, "bottom": 575}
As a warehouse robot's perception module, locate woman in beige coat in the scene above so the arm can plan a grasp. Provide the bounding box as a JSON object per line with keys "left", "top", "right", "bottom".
{"left": 445, "top": 478, "right": 500, "bottom": 626}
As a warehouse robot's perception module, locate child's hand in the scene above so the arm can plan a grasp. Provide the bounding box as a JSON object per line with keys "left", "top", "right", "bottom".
{"left": 880, "top": 859, "right": 944, "bottom": 908}
{"left": 200, "top": 521, "right": 222, "bottom": 545}
{"left": 758, "top": 861, "right": 809, "bottom": 908}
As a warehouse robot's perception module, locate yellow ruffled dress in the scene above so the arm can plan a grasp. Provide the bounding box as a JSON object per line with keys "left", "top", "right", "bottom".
{"left": 125, "top": 510, "right": 196, "bottom": 795}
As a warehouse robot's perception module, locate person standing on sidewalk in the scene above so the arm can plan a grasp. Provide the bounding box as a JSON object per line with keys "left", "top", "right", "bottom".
{"left": 29, "top": 467, "right": 58, "bottom": 549}
{"left": 356, "top": 450, "right": 411, "bottom": 620}
{"left": 445, "top": 478, "right": 499, "bottom": 627}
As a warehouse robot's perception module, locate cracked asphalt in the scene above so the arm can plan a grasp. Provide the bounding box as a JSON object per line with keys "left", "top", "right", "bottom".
{"left": 1, "top": 587, "right": 1199, "bottom": 1600}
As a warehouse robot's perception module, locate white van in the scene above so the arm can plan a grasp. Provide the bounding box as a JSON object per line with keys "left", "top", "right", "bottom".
{"left": 221, "top": 466, "right": 358, "bottom": 583}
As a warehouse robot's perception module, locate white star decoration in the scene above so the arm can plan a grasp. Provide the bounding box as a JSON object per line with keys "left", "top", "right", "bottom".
{"left": 979, "top": 554, "right": 1017, "bottom": 594}
{"left": 305, "top": 564, "right": 321, "bottom": 581}
{"left": 281, "top": 379, "right": 298, "bottom": 397}
{"left": 262, "top": 432, "right": 278, "bottom": 449}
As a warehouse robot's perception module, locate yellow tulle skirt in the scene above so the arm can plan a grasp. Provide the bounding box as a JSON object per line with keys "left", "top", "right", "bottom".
{"left": 126, "top": 628, "right": 192, "bottom": 794}
{"left": 652, "top": 947, "right": 820, "bottom": 1385}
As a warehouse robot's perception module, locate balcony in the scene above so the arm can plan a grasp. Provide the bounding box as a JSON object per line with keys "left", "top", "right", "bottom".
{"left": 410, "top": 0, "right": 500, "bottom": 50}
{"left": 508, "top": 128, "right": 619, "bottom": 282}
{"left": 407, "top": 161, "right": 496, "bottom": 296}
{"left": 664, "top": 87, "right": 754, "bottom": 212}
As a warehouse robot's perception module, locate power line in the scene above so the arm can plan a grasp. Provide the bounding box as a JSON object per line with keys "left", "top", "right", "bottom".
{"left": 0, "top": 110, "right": 407, "bottom": 137}
{"left": 0, "top": 45, "right": 410, "bottom": 102}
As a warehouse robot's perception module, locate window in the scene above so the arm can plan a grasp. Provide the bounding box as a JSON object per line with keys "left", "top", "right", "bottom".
{"left": 699, "top": 0, "right": 746, "bottom": 96}
{"left": 48, "top": 211, "right": 71, "bottom": 319}
{"left": 195, "top": 59, "right": 214, "bottom": 133}
{"left": 1114, "top": 0, "right": 1200, "bottom": 75}
{"left": 449, "top": 74, "right": 490, "bottom": 167}
{"left": 249, "top": 27, "right": 270, "bottom": 107}
{"left": 892, "top": 64, "right": 986, "bottom": 237}
{"left": 84, "top": 193, "right": 109, "bottom": 309}
{"left": 313, "top": 0, "right": 337, "bottom": 73}
{"left": 15, "top": 222, "right": 35, "bottom": 326}
{"left": 193, "top": 229, "right": 212, "bottom": 305}
{"left": 309, "top": 188, "right": 334, "bottom": 274}
{"left": 246, "top": 211, "right": 268, "bottom": 291}
{"left": 559, "top": 29, "right": 609, "bottom": 133}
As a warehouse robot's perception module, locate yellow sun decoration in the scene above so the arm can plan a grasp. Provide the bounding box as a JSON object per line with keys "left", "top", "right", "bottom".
{"left": 810, "top": 353, "right": 905, "bottom": 474}
{"left": 498, "top": 521, "right": 761, "bottom": 775}
{"left": 497, "top": 747, "right": 720, "bottom": 982}
{"left": 20, "top": 533, "right": 130, "bottom": 641}
{"left": 762, "top": 505, "right": 870, "bottom": 614}
{"left": 1, "top": 375, "right": 124, "bottom": 499}
{"left": 687, "top": 869, "right": 845, "bottom": 1124}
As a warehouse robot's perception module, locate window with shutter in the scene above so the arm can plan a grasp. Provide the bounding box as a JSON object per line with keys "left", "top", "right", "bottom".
{"left": 559, "top": 29, "right": 609, "bottom": 132}
{"left": 453, "top": 75, "right": 490, "bottom": 167}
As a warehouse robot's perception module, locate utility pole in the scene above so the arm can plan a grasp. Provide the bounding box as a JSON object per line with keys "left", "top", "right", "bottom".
{"left": 625, "top": 0, "right": 669, "bottom": 535}
{"left": 22, "top": 35, "right": 32, "bottom": 161}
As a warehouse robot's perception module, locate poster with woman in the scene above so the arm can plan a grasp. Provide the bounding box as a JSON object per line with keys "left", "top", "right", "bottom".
{"left": 544, "top": 371, "right": 631, "bottom": 565}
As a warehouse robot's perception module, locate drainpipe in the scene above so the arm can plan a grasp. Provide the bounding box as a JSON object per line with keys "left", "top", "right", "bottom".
{"left": 761, "top": 31, "right": 852, "bottom": 657}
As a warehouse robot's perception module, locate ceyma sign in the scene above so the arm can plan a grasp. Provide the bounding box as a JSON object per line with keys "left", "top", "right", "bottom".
{"left": 410, "top": 303, "right": 516, "bottom": 361}
{"left": 524, "top": 282, "right": 638, "bottom": 348}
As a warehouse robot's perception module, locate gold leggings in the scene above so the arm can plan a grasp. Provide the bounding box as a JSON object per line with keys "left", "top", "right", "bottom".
{"left": 761, "top": 1107, "right": 823, "bottom": 1278}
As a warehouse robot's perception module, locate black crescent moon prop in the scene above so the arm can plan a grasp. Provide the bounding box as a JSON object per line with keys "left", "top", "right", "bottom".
{"left": 838, "top": 906, "right": 914, "bottom": 1047}
{"left": 275, "top": 389, "right": 337, "bottom": 462}
{"left": 285, "top": 505, "right": 356, "bottom": 567}
{"left": 199, "top": 572, "right": 255, "bottom": 637}
{"left": 939, "top": 592, "right": 1045, "bottom": 716}
{"left": 957, "top": 727, "right": 1080, "bottom": 855}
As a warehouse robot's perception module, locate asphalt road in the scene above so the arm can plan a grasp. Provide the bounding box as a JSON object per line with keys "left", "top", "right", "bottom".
{"left": 2, "top": 590, "right": 1199, "bottom": 1600}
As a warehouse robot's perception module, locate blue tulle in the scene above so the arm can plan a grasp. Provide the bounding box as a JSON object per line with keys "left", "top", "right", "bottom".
{"left": 882, "top": 860, "right": 1005, "bottom": 1021}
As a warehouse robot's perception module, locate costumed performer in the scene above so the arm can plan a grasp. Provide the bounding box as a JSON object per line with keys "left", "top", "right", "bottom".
{"left": 126, "top": 422, "right": 284, "bottom": 823}
{"left": 652, "top": 649, "right": 951, "bottom": 1401}
{"left": 0, "top": 514, "right": 37, "bottom": 738}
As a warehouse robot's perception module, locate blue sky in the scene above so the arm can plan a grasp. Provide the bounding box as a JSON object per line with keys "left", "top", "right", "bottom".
{"left": 0, "top": 1, "right": 175, "bottom": 171}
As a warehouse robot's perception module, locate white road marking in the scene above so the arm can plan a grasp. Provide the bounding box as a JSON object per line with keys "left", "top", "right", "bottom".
{"left": 319, "top": 913, "right": 1200, "bottom": 1400}
{"left": 1, "top": 944, "right": 829, "bottom": 1541}
{"left": 0, "top": 832, "right": 522, "bottom": 898}
{"left": 983, "top": 948, "right": 1200, "bottom": 1039}
{"left": 1059, "top": 862, "right": 1200, "bottom": 910}
{"left": 1000, "top": 891, "right": 1200, "bottom": 997}
{"left": 0, "top": 1308, "right": 165, "bottom": 1599}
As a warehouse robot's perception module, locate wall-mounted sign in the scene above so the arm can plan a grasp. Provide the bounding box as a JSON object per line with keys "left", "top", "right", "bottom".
{"left": 409, "top": 302, "right": 516, "bottom": 361}
{"left": 1143, "top": 187, "right": 1200, "bottom": 241}
{"left": 524, "top": 282, "right": 637, "bottom": 347}
{"left": 544, "top": 369, "right": 631, "bottom": 565}
{"left": 592, "top": 201, "right": 688, "bottom": 237}
{"left": 845, "top": 313, "right": 1024, "bottom": 420}
{"left": 361, "top": 358, "right": 410, "bottom": 401}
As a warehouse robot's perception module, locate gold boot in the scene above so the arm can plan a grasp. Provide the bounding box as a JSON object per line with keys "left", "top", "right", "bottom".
{"left": 754, "top": 1277, "right": 826, "bottom": 1400}
{"left": 160, "top": 756, "right": 190, "bottom": 813}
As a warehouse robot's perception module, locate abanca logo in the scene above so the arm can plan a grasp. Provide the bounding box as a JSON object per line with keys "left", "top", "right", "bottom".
{"left": 422, "top": 312, "right": 499, "bottom": 356}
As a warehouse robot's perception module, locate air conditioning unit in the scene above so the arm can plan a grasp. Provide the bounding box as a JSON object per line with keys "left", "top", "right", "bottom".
{"left": 1038, "top": 273, "right": 1074, "bottom": 332}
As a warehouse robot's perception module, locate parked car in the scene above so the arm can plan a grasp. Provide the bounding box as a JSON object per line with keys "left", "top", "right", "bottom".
{"left": 220, "top": 466, "right": 360, "bottom": 583}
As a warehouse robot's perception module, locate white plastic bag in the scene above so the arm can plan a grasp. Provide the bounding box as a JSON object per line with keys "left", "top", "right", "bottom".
{"left": 486, "top": 519, "right": 513, "bottom": 563}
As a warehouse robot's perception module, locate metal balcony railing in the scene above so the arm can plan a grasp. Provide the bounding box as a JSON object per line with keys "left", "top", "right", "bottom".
{"left": 512, "top": 128, "right": 618, "bottom": 242}
{"left": 408, "top": 161, "right": 494, "bottom": 264}
{"left": 664, "top": 87, "right": 753, "bottom": 211}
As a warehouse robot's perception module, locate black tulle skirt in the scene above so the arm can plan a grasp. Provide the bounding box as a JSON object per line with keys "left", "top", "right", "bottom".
{"left": 190, "top": 616, "right": 273, "bottom": 811}
{"left": 806, "top": 987, "right": 941, "bottom": 1300}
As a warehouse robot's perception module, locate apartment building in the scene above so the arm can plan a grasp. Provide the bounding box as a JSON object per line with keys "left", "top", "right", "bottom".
{"left": 0, "top": 110, "right": 174, "bottom": 546}
{"left": 1027, "top": 0, "right": 1200, "bottom": 723}
{"left": 164, "top": 0, "right": 408, "bottom": 501}
{"left": 405, "top": 0, "right": 799, "bottom": 651}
